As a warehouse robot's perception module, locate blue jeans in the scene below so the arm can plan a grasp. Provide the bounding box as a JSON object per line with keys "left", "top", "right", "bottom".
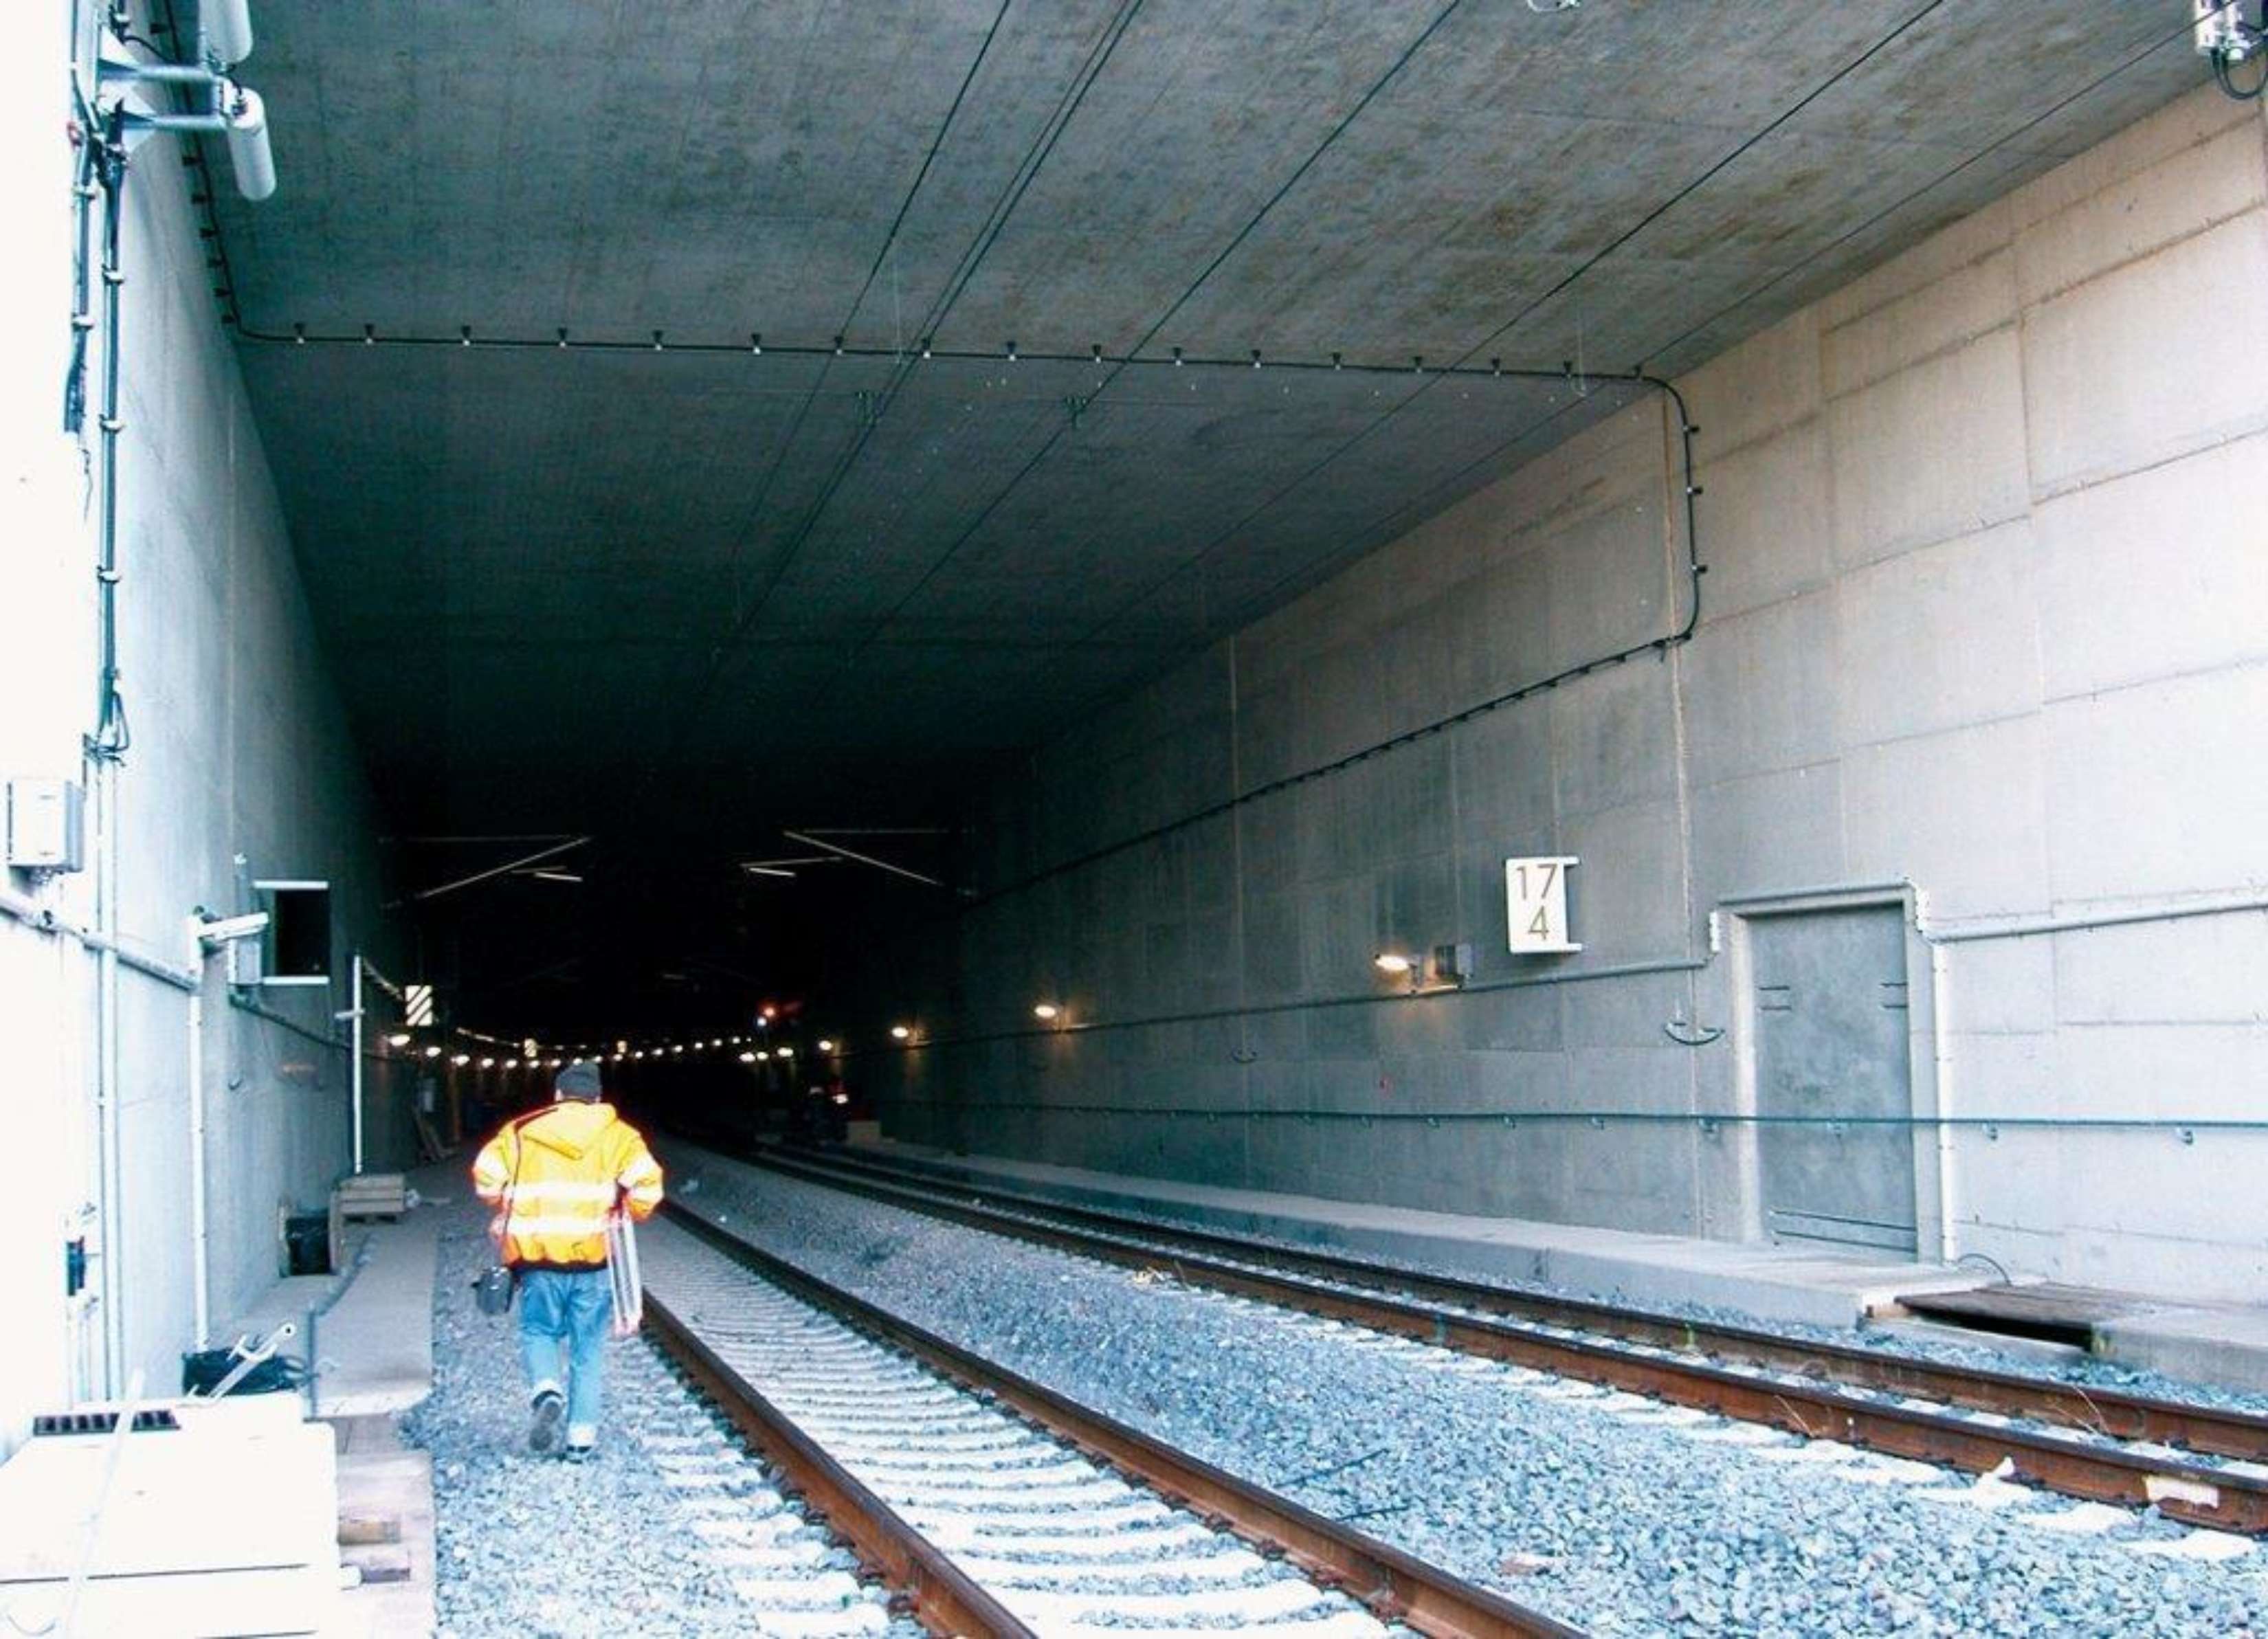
{"left": 518, "top": 1268, "right": 613, "bottom": 1442}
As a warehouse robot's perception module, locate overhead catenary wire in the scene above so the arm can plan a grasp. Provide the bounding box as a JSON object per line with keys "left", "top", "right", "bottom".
{"left": 715, "top": 0, "right": 1149, "bottom": 619}
{"left": 210, "top": 2, "right": 2207, "bottom": 935}
{"left": 821, "top": 0, "right": 1471, "bottom": 683}
{"left": 809, "top": 0, "right": 1947, "bottom": 739}
{"left": 1033, "top": 0, "right": 1954, "bottom": 692}
{"left": 838, "top": 0, "right": 1014, "bottom": 333}
{"left": 681, "top": 0, "right": 1021, "bottom": 671}
{"left": 616, "top": 0, "right": 1152, "bottom": 812}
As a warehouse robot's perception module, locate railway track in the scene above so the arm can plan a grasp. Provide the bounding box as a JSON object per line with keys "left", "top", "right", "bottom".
{"left": 746, "top": 1144, "right": 2268, "bottom": 1539}
{"left": 638, "top": 1205, "right": 1581, "bottom": 1639}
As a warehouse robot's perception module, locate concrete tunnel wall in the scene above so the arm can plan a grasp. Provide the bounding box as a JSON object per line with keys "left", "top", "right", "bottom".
{"left": 0, "top": 5, "right": 397, "bottom": 1451}
{"left": 869, "top": 85, "right": 2268, "bottom": 1305}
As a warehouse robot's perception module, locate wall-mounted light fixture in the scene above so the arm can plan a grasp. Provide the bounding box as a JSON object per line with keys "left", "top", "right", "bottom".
{"left": 1032, "top": 1002, "right": 1063, "bottom": 1023}
{"left": 889, "top": 1023, "right": 913, "bottom": 1043}
{"left": 1376, "top": 946, "right": 1476, "bottom": 992}
{"left": 816, "top": 1038, "right": 836, "bottom": 1053}
{"left": 385, "top": 1032, "right": 412, "bottom": 1048}
{"left": 1372, "top": 952, "right": 1420, "bottom": 992}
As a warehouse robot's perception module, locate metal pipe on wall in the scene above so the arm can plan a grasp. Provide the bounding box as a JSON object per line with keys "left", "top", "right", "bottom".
{"left": 350, "top": 952, "right": 365, "bottom": 1176}
{"left": 93, "top": 766, "right": 123, "bottom": 1396}
{"left": 87, "top": 93, "right": 129, "bottom": 1401}
{"left": 0, "top": 884, "right": 197, "bottom": 990}
{"left": 1924, "top": 891, "right": 2268, "bottom": 945}
{"left": 1928, "top": 937, "right": 1957, "bottom": 1265}
{"left": 187, "top": 989, "right": 208, "bottom": 1346}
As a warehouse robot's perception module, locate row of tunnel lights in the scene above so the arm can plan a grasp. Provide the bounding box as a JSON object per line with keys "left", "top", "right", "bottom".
{"left": 379, "top": 1032, "right": 826, "bottom": 1069}
{"left": 379, "top": 1002, "right": 1074, "bottom": 1071}
{"left": 379, "top": 1030, "right": 856, "bottom": 1106}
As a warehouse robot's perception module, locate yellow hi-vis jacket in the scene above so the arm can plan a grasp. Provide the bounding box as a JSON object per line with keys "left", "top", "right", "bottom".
{"left": 470, "top": 1101, "right": 665, "bottom": 1270}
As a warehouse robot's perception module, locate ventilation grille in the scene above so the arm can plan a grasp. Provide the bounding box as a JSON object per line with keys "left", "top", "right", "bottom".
{"left": 31, "top": 1407, "right": 180, "bottom": 1438}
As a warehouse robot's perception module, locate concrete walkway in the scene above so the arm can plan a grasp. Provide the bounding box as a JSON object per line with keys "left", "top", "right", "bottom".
{"left": 214, "top": 1159, "right": 457, "bottom": 1637}
{"left": 842, "top": 1139, "right": 1983, "bottom": 1328}
{"left": 843, "top": 1139, "right": 2268, "bottom": 1392}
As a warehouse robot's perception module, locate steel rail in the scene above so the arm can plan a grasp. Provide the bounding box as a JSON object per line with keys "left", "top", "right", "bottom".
{"left": 752, "top": 1146, "right": 2268, "bottom": 1535}
{"left": 643, "top": 1289, "right": 1036, "bottom": 1638}
{"left": 658, "top": 1200, "right": 1586, "bottom": 1639}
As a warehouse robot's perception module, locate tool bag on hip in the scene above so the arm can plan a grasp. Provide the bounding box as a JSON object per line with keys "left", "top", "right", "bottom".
{"left": 472, "top": 1262, "right": 516, "bottom": 1316}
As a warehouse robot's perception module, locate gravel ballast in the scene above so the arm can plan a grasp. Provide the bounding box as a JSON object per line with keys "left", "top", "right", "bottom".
{"left": 814, "top": 1151, "right": 2268, "bottom": 1418}
{"left": 659, "top": 1140, "right": 2268, "bottom": 1639}
{"left": 407, "top": 1200, "right": 918, "bottom": 1639}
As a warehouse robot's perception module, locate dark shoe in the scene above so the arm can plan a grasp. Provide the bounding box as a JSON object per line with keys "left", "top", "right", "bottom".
{"left": 528, "top": 1390, "right": 566, "bottom": 1456}
{"left": 562, "top": 1440, "right": 595, "bottom": 1464}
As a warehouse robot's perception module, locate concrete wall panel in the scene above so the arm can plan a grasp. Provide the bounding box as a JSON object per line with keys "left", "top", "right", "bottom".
{"left": 2, "top": 47, "right": 391, "bottom": 1438}
{"left": 1827, "top": 328, "right": 2030, "bottom": 567}
{"left": 1685, "top": 308, "right": 1821, "bottom": 465}
{"left": 2023, "top": 214, "right": 2268, "bottom": 498}
{"left": 1823, "top": 249, "right": 2016, "bottom": 399}
{"left": 1842, "top": 715, "right": 2051, "bottom": 919}
{"left": 1685, "top": 417, "right": 1832, "bottom": 621}
{"left": 2034, "top": 434, "right": 2268, "bottom": 700}
{"left": 1549, "top": 661, "right": 1680, "bottom": 819}
{"left": 2055, "top": 913, "right": 2268, "bottom": 1026}
{"left": 907, "top": 87, "right": 2268, "bottom": 1302}
{"left": 1556, "top": 799, "right": 1689, "bottom": 966}
{"left": 2043, "top": 663, "right": 2268, "bottom": 902}
{"left": 1833, "top": 520, "right": 2041, "bottom": 747}
{"left": 2015, "top": 114, "right": 2265, "bottom": 306}
{"left": 1689, "top": 761, "right": 1844, "bottom": 904}
{"left": 1680, "top": 592, "right": 1840, "bottom": 780}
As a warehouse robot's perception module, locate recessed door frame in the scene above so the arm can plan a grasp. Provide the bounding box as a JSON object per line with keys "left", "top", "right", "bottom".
{"left": 1720, "top": 882, "right": 1944, "bottom": 1260}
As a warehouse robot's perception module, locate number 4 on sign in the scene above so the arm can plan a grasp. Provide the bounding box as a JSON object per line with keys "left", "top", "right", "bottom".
{"left": 1504, "top": 856, "right": 1581, "bottom": 954}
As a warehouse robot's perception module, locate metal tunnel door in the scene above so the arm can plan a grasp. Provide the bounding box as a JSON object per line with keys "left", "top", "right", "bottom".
{"left": 1749, "top": 904, "right": 1917, "bottom": 1253}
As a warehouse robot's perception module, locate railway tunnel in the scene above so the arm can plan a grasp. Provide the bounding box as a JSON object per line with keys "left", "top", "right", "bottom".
{"left": 5, "top": 2, "right": 2268, "bottom": 1634}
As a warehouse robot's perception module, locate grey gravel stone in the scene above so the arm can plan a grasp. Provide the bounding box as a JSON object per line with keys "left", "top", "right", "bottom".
{"left": 660, "top": 1141, "right": 2268, "bottom": 1639}
{"left": 406, "top": 1203, "right": 920, "bottom": 1639}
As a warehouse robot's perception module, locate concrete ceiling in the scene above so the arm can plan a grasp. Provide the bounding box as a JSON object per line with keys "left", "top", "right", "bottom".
{"left": 190, "top": 0, "right": 2209, "bottom": 1022}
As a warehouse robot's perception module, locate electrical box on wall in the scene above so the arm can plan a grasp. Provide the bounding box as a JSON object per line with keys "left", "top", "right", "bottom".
{"left": 1432, "top": 943, "right": 1476, "bottom": 984}
{"left": 1504, "top": 855, "right": 1581, "bottom": 953}
{"left": 6, "top": 779, "right": 85, "bottom": 873}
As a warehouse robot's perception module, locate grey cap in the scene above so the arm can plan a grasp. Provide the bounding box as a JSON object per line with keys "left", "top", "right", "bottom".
{"left": 555, "top": 1060, "right": 603, "bottom": 1099}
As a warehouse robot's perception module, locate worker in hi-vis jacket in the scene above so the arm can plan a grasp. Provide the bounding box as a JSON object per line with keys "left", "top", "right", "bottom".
{"left": 471, "top": 1059, "right": 665, "bottom": 1460}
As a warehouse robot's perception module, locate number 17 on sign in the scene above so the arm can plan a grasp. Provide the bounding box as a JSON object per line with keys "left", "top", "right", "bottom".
{"left": 1504, "top": 856, "right": 1581, "bottom": 953}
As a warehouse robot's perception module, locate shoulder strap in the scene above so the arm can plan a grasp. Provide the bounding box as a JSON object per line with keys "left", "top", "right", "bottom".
{"left": 496, "top": 1106, "right": 548, "bottom": 1258}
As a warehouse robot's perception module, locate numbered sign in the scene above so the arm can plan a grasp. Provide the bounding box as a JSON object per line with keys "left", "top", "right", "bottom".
{"left": 1504, "top": 856, "right": 1581, "bottom": 953}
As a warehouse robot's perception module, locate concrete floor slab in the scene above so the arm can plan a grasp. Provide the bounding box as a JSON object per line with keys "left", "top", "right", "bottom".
{"left": 2098, "top": 1306, "right": 2268, "bottom": 1396}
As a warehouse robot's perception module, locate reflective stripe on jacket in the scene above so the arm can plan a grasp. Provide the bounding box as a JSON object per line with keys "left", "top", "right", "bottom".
{"left": 470, "top": 1101, "right": 665, "bottom": 1268}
